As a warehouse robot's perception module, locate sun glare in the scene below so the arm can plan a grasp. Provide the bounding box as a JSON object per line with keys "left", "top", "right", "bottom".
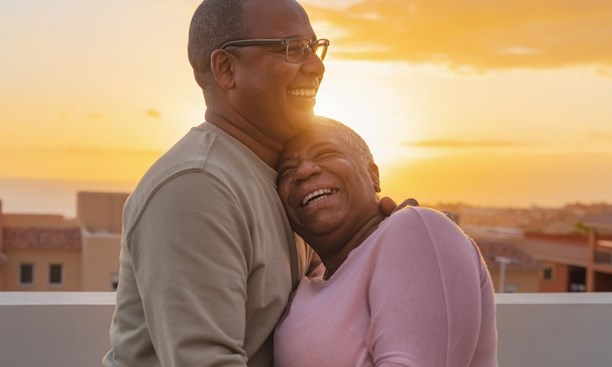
{"left": 314, "top": 60, "right": 424, "bottom": 165}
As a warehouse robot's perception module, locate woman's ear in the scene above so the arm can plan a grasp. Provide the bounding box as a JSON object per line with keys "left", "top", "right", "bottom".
{"left": 210, "top": 49, "right": 236, "bottom": 90}
{"left": 369, "top": 162, "right": 381, "bottom": 193}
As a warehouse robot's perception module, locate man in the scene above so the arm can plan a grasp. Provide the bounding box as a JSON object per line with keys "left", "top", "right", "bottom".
{"left": 104, "top": 1, "right": 325, "bottom": 366}
{"left": 103, "top": 1, "right": 404, "bottom": 366}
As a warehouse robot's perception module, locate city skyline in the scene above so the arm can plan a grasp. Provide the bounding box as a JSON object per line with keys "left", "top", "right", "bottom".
{"left": 1, "top": 0, "right": 612, "bottom": 210}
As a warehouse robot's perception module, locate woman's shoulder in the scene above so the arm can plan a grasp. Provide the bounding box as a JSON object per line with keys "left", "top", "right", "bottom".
{"left": 385, "top": 206, "right": 455, "bottom": 228}
{"left": 373, "top": 207, "right": 478, "bottom": 267}
{"left": 378, "top": 206, "right": 469, "bottom": 248}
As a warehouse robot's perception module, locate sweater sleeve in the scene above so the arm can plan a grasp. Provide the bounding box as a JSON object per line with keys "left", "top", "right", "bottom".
{"left": 128, "top": 172, "right": 251, "bottom": 367}
{"left": 366, "top": 208, "right": 497, "bottom": 367}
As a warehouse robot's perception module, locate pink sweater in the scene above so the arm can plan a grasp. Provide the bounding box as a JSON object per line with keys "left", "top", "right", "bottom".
{"left": 274, "top": 207, "right": 498, "bottom": 367}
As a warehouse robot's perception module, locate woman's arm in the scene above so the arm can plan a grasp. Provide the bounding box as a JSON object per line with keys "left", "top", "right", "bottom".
{"left": 366, "top": 207, "right": 497, "bottom": 367}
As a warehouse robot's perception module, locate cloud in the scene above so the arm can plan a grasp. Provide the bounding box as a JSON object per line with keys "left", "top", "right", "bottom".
{"left": 303, "top": 0, "right": 612, "bottom": 70}
{"left": 380, "top": 150, "right": 612, "bottom": 207}
{"left": 403, "top": 139, "right": 529, "bottom": 149}
{"left": 146, "top": 108, "right": 162, "bottom": 118}
{"left": 586, "top": 131, "right": 612, "bottom": 141}
{"left": 0, "top": 144, "right": 163, "bottom": 158}
{"left": 89, "top": 112, "right": 105, "bottom": 120}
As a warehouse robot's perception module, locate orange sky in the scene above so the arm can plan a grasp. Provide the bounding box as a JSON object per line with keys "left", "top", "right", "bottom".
{"left": 1, "top": 0, "right": 611, "bottom": 211}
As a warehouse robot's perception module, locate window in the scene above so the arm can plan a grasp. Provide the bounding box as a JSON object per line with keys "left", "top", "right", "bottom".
{"left": 49, "top": 264, "right": 63, "bottom": 284}
{"left": 568, "top": 266, "right": 586, "bottom": 292}
{"left": 543, "top": 266, "right": 554, "bottom": 281}
{"left": 20, "top": 264, "right": 34, "bottom": 285}
{"left": 110, "top": 273, "right": 119, "bottom": 291}
{"left": 504, "top": 283, "right": 518, "bottom": 293}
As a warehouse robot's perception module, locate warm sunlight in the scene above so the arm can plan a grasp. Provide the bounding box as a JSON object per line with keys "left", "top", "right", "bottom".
{"left": 314, "top": 60, "right": 428, "bottom": 165}
{"left": 1, "top": 0, "right": 612, "bottom": 215}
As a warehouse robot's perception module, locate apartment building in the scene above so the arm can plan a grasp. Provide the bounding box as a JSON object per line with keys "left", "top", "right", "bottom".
{"left": 0, "top": 192, "right": 128, "bottom": 291}
{"left": 466, "top": 224, "right": 612, "bottom": 293}
{"left": 2, "top": 192, "right": 611, "bottom": 293}
{"left": 585, "top": 215, "right": 612, "bottom": 291}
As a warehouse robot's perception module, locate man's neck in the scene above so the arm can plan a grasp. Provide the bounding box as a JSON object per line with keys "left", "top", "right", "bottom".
{"left": 205, "top": 107, "right": 283, "bottom": 168}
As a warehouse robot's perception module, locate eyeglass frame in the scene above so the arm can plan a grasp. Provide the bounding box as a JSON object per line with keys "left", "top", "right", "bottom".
{"left": 220, "top": 37, "right": 330, "bottom": 63}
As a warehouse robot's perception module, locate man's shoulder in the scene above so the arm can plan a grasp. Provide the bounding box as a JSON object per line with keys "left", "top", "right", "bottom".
{"left": 130, "top": 126, "right": 216, "bottom": 195}
{"left": 123, "top": 123, "right": 276, "bottom": 233}
{"left": 123, "top": 126, "right": 241, "bottom": 223}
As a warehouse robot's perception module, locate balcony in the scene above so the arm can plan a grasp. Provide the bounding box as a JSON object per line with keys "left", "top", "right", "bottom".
{"left": 1, "top": 292, "right": 611, "bottom": 367}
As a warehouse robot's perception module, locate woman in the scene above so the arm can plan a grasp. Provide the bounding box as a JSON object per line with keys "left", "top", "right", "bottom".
{"left": 274, "top": 117, "right": 498, "bottom": 367}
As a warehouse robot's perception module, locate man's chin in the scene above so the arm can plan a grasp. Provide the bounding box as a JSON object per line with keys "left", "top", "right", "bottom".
{"left": 290, "top": 110, "right": 316, "bottom": 131}
{"left": 276, "top": 110, "right": 315, "bottom": 142}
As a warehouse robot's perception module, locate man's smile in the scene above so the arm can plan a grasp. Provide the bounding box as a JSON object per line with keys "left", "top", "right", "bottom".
{"left": 287, "top": 88, "right": 316, "bottom": 98}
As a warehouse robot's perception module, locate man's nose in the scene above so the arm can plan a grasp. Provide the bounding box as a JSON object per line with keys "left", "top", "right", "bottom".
{"left": 301, "top": 51, "right": 325, "bottom": 78}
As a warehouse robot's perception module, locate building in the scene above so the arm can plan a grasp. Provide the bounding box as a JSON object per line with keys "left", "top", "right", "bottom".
{"left": 477, "top": 239, "right": 542, "bottom": 293}
{"left": 0, "top": 192, "right": 128, "bottom": 291}
{"left": 466, "top": 223, "right": 612, "bottom": 293}
{"left": 584, "top": 214, "right": 612, "bottom": 291}
{"left": 513, "top": 233, "right": 590, "bottom": 293}
{"left": 464, "top": 225, "right": 543, "bottom": 293}
{"left": 2, "top": 193, "right": 611, "bottom": 293}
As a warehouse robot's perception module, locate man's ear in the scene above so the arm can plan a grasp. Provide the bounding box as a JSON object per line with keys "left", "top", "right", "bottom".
{"left": 210, "top": 49, "right": 236, "bottom": 90}
{"left": 369, "top": 162, "right": 381, "bottom": 193}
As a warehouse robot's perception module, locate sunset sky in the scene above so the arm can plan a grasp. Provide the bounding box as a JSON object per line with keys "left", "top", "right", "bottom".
{"left": 1, "top": 0, "right": 612, "bottom": 215}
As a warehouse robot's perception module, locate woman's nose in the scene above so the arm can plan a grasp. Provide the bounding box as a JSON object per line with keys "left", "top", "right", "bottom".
{"left": 294, "top": 160, "right": 320, "bottom": 183}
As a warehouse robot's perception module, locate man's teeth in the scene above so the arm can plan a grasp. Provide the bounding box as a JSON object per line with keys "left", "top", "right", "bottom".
{"left": 288, "top": 88, "right": 316, "bottom": 97}
{"left": 301, "top": 188, "right": 335, "bottom": 207}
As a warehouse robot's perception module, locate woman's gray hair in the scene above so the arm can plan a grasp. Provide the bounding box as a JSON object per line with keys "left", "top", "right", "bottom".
{"left": 313, "top": 116, "right": 375, "bottom": 168}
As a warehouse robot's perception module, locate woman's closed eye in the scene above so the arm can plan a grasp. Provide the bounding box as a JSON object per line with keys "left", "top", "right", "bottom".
{"left": 277, "top": 163, "right": 296, "bottom": 182}
{"left": 314, "top": 149, "right": 339, "bottom": 160}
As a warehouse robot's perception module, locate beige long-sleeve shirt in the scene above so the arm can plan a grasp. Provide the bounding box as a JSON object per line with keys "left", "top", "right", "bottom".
{"left": 103, "top": 122, "right": 312, "bottom": 367}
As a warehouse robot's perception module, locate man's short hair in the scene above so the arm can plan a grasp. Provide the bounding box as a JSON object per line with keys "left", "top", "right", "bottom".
{"left": 188, "top": 0, "right": 246, "bottom": 90}
{"left": 313, "top": 116, "right": 375, "bottom": 168}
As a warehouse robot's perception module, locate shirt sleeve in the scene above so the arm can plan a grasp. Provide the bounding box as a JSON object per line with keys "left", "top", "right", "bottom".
{"left": 128, "top": 171, "right": 251, "bottom": 367}
{"left": 366, "top": 207, "right": 498, "bottom": 367}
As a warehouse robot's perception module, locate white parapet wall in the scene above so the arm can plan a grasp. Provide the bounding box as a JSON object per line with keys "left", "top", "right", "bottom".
{"left": 0, "top": 292, "right": 116, "bottom": 367}
{"left": 1, "top": 292, "right": 612, "bottom": 367}
{"left": 495, "top": 292, "right": 612, "bottom": 367}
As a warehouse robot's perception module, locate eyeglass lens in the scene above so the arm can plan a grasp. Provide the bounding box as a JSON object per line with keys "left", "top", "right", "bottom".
{"left": 286, "top": 39, "right": 326, "bottom": 63}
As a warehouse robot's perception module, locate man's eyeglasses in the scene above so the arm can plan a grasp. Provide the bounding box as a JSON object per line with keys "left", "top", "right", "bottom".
{"left": 220, "top": 37, "right": 330, "bottom": 63}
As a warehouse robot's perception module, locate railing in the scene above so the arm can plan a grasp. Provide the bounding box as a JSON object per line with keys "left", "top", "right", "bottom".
{"left": 1, "top": 292, "right": 612, "bottom": 367}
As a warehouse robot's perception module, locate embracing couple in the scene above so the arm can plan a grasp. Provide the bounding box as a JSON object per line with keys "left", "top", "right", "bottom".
{"left": 103, "top": 1, "right": 498, "bottom": 366}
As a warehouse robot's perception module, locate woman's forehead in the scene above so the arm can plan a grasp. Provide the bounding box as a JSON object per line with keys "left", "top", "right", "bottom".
{"left": 284, "top": 127, "right": 342, "bottom": 153}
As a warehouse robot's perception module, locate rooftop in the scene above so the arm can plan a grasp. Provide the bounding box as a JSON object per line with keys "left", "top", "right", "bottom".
{"left": 1, "top": 292, "right": 611, "bottom": 367}
{"left": 2, "top": 226, "right": 82, "bottom": 250}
